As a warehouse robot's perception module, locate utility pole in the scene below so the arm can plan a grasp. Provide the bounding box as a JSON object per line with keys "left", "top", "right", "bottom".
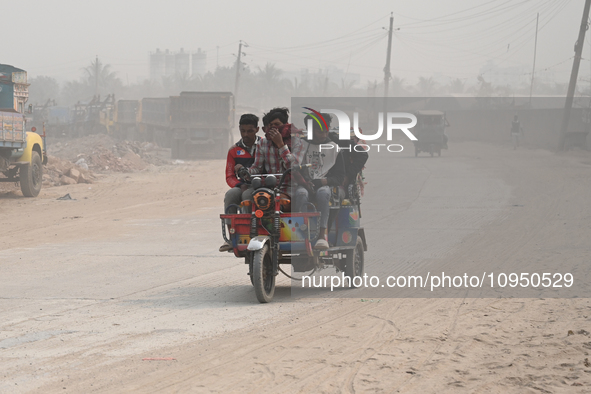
{"left": 383, "top": 13, "right": 394, "bottom": 98}
{"left": 529, "top": 13, "right": 539, "bottom": 106}
{"left": 95, "top": 55, "right": 99, "bottom": 96}
{"left": 234, "top": 41, "right": 247, "bottom": 102}
{"left": 560, "top": 0, "right": 591, "bottom": 149}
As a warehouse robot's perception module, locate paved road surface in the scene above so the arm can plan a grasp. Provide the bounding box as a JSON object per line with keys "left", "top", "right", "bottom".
{"left": 1, "top": 142, "right": 590, "bottom": 393}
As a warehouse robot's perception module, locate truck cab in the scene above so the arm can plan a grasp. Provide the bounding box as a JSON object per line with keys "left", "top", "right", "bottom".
{"left": 0, "top": 64, "right": 46, "bottom": 197}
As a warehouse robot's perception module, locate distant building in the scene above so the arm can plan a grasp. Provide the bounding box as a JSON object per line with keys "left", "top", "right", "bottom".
{"left": 150, "top": 48, "right": 208, "bottom": 80}
{"left": 192, "top": 49, "right": 207, "bottom": 77}
{"left": 164, "top": 49, "right": 175, "bottom": 77}
{"left": 176, "top": 48, "right": 190, "bottom": 77}
{"left": 149, "top": 49, "right": 165, "bottom": 80}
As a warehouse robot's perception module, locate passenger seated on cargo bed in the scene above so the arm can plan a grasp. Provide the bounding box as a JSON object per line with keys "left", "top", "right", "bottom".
{"left": 293, "top": 113, "right": 345, "bottom": 250}
{"left": 219, "top": 114, "right": 261, "bottom": 252}
{"left": 236, "top": 107, "right": 297, "bottom": 195}
{"left": 326, "top": 126, "right": 368, "bottom": 197}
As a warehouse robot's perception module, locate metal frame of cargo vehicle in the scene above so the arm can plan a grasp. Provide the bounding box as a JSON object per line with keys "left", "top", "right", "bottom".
{"left": 0, "top": 110, "right": 46, "bottom": 197}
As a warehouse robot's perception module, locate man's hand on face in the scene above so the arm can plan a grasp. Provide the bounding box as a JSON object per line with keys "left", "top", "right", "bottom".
{"left": 268, "top": 128, "right": 285, "bottom": 149}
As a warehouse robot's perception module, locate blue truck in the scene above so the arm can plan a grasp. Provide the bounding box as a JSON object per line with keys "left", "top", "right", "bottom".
{"left": 0, "top": 64, "right": 46, "bottom": 197}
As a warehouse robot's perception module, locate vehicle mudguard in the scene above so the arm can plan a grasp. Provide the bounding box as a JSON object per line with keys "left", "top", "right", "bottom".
{"left": 335, "top": 227, "right": 367, "bottom": 251}
{"left": 335, "top": 227, "right": 359, "bottom": 248}
{"left": 247, "top": 236, "right": 270, "bottom": 251}
{"left": 17, "top": 132, "right": 44, "bottom": 163}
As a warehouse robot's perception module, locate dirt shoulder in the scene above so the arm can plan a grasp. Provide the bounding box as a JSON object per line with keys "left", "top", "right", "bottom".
{"left": 0, "top": 158, "right": 226, "bottom": 250}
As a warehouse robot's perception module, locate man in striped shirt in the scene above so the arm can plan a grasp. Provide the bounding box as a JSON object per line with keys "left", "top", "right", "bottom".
{"left": 236, "top": 108, "right": 299, "bottom": 194}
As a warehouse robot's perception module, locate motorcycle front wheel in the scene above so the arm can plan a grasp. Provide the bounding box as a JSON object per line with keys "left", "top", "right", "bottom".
{"left": 253, "top": 245, "right": 275, "bottom": 303}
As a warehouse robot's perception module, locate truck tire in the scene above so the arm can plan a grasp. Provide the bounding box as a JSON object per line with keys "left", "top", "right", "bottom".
{"left": 20, "top": 151, "right": 43, "bottom": 197}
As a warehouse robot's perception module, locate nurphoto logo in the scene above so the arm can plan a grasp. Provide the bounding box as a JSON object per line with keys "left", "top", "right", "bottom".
{"left": 302, "top": 107, "right": 418, "bottom": 153}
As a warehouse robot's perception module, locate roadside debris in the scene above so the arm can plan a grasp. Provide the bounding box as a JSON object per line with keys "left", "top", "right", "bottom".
{"left": 49, "top": 134, "right": 169, "bottom": 173}
{"left": 39, "top": 134, "right": 171, "bottom": 190}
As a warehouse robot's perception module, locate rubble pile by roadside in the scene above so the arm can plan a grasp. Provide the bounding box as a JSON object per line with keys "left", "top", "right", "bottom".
{"left": 0, "top": 135, "right": 172, "bottom": 192}
{"left": 43, "top": 156, "right": 95, "bottom": 187}
{"left": 48, "top": 134, "right": 170, "bottom": 174}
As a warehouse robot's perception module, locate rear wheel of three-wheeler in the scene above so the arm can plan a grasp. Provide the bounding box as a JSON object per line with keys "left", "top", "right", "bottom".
{"left": 20, "top": 151, "right": 43, "bottom": 197}
{"left": 253, "top": 245, "right": 275, "bottom": 303}
{"left": 345, "top": 237, "right": 365, "bottom": 287}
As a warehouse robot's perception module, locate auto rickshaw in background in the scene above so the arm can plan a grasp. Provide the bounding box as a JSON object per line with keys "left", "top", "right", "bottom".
{"left": 220, "top": 166, "right": 367, "bottom": 303}
{"left": 412, "top": 110, "right": 449, "bottom": 157}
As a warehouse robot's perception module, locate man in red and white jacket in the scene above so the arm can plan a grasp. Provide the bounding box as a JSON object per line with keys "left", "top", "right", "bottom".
{"left": 220, "top": 114, "right": 261, "bottom": 252}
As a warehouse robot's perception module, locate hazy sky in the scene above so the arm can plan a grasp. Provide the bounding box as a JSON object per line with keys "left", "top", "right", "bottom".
{"left": 4, "top": 0, "right": 586, "bottom": 87}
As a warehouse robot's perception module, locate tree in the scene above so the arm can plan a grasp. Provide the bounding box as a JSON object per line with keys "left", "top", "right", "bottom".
{"left": 60, "top": 80, "right": 93, "bottom": 106}
{"left": 390, "top": 76, "right": 408, "bottom": 96}
{"left": 84, "top": 58, "right": 121, "bottom": 95}
{"left": 475, "top": 75, "right": 493, "bottom": 97}
{"left": 448, "top": 78, "right": 465, "bottom": 94}
{"left": 415, "top": 76, "right": 437, "bottom": 96}
{"left": 28, "top": 76, "right": 60, "bottom": 105}
{"left": 255, "top": 63, "right": 293, "bottom": 107}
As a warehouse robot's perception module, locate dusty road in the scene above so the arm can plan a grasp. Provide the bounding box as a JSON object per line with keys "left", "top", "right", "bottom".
{"left": 1, "top": 142, "right": 591, "bottom": 393}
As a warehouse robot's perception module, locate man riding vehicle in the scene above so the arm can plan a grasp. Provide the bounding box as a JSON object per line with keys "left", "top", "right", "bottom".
{"left": 236, "top": 107, "right": 297, "bottom": 195}
{"left": 220, "top": 113, "right": 261, "bottom": 252}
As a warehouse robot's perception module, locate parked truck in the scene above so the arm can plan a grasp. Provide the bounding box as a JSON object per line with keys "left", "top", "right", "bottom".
{"left": 0, "top": 64, "right": 46, "bottom": 197}
{"left": 139, "top": 97, "right": 170, "bottom": 148}
{"left": 113, "top": 99, "right": 139, "bottom": 140}
{"left": 169, "top": 92, "right": 234, "bottom": 159}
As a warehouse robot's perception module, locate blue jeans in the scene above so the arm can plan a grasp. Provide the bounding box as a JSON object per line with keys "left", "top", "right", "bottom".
{"left": 295, "top": 185, "right": 331, "bottom": 229}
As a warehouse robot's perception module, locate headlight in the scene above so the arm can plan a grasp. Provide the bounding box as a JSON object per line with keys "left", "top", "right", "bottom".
{"left": 253, "top": 190, "right": 273, "bottom": 211}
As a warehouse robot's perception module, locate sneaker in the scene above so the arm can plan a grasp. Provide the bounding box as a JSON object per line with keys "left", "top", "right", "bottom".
{"left": 314, "top": 237, "right": 329, "bottom": 251}
{"left": 219, "top": 241, "right": 233, "bottom": 252}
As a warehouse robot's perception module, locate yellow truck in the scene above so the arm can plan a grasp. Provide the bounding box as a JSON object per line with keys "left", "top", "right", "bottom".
{"left": 0, "top": 64, "right": 46, "bottom": 197}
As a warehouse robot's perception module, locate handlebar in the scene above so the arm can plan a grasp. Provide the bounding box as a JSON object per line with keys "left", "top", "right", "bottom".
{"left": 278, "top": 164, "right": 311, "bottom": 189}
{"left": 239, "top": 164, "right": 311, "bottom": 187}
